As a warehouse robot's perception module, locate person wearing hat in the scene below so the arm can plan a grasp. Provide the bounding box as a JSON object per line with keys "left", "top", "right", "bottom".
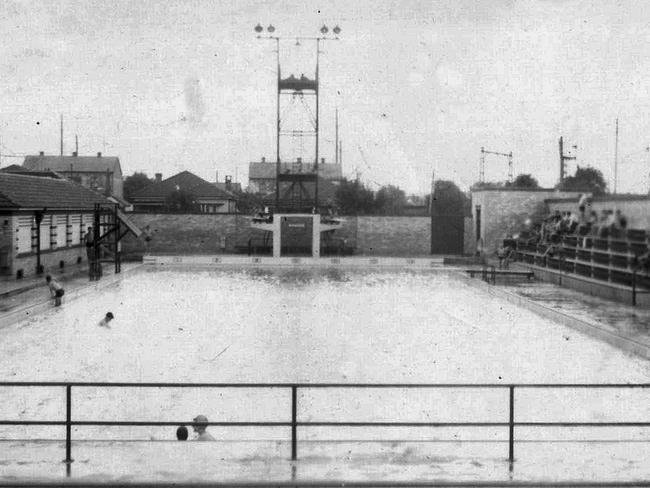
{"left": 98, "top": 312, "right": 114, "bottom": 328}
{"left": 192, "top": 414, "right": 215, "bottom": 441}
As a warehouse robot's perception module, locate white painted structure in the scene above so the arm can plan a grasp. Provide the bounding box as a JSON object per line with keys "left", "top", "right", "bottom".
{"left": 250, "top": 213, "right": 344, "bottom": 258}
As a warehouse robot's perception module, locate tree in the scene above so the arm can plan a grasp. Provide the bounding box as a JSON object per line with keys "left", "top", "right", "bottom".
{"left": 470, "top": 180, "right": 506, "bottom": 191}
{"left": 557, "top": 165, "right": 608, "bottom": 195}
{"left": 124, "top": 172, "right": 154, "bottom": 200}
{"left": 374, "top": 185, "right": 407, "bottom": 215}
{"left": 335, "top": 177, "right": 375, "bottom": 215}
{"left": 430, "top": 180, "right": 469, "bottom": 216}
{"left": 236, "top": 190, "right": 266, "bottom": 214}
{"left": 508, "top": 173, "right": 540, "bottom": 189}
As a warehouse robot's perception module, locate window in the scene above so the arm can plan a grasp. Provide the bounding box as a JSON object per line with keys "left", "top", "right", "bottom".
{"left": 56, "top": 215, "right": 67, "bottom": 248}
{"left": 17, "top": 216, "right": 32, "bottom": 254}
{"left": 69, "top": 215, "right": 81, "bottom": 245}
{"left": 39, "top": 215, "right": 51, "bottom": 251}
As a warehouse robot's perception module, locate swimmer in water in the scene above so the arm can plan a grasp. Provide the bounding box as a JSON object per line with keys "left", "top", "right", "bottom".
{"left": 98, "top": 312, "right": 114, "bottom": 328}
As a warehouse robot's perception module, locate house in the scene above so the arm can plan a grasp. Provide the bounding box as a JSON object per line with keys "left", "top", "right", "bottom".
{"left": 130, "top": 171, "right": 237, "bottom": 213}
{"left": 22, "top": 152, "right": 124, "bottom": 199}
{"left": 248, "top": 157, "right": 342, "bottom": 194}
{"left": 0, "top": 172, "right": 113, "bottom": 278}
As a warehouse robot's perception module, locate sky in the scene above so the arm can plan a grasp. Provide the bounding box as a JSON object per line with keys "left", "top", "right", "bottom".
{"left": 1, "top": 0, "right": 650, "bottom": 195}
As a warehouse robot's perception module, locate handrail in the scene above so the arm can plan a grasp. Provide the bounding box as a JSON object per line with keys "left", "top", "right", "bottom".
{"left": 3, "top": 381, "right": 649, "bottom": 387}
{"left": 0, "top": 382, "right": 648, "bottom": 479}
{"left": 3, "top": 482, "right": 650, "bottom": 488}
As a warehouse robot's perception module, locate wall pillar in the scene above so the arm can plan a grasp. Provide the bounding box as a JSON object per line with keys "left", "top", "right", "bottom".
{"left": 272, "top": 218, "right": 281, "bottom": 258}
{"left": 312, "top": 214, "right": 320, "bottom": 258}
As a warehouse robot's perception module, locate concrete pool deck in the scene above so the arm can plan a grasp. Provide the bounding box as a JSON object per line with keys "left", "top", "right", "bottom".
{"left": 0, "top": 262, "right": 142, "bottom": 327}
{"left": 456, "top": 266, "right": 650, "bottom": 360}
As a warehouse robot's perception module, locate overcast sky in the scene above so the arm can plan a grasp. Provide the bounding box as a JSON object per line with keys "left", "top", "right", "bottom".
{"left": 1, "top": 0, "right": 649, "bottom": 194}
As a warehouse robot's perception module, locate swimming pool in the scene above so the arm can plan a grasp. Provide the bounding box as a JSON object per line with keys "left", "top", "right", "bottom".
{"left": 1, "top": 266, "right": 648, "bottom": 482}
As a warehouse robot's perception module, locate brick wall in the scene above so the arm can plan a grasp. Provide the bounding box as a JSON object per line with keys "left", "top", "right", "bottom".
{"left": 121, "top": 214, "right": 433, "bottom": 257}
{"left": 356, "top": 216, "right": 431, "bottom": 256}
{"left": 13, "top": 246, "right": 87, "bottom": 279}
{"left": 472, "top": 190, "right": 583, "bottom": 255}
{"left": 120, "top": 214, "right": 260, "bottom": 257}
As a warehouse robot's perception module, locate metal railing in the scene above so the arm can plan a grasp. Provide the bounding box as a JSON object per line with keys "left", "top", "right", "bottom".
{"left": 0, "top": 382, "right": 649, "bottom": 479}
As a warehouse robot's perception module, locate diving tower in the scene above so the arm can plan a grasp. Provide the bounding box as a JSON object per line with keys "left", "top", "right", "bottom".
{"left": 252, "top": 25, "right": 343, "bottom": 257}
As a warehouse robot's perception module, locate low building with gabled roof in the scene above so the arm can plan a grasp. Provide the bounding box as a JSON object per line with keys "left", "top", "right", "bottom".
{"left": 22, "top": 151, "right": 123, "bottom": 198}
{"left": 0, "top": 172, "right": 124, "bottom": 278}
{"left": 130, "top": 170, "right": 237, "bottom": 213}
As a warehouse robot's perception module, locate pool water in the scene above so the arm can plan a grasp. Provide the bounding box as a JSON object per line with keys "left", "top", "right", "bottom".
{"left": 0, "top": 267, "right": 648, "bottom": 482}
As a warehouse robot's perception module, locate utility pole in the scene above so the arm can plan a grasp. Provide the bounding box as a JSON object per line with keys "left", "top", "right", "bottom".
{"left": 480, "top": 147, "right": 513, "bottom": 183}
{"left": 75, "top": 135, "right": 79, "bottom": 155}
{"left": 60, "top": 115, "right": 63, "bottom": 156}
{"left": 429, "top": 169, "right": 435, "bottom": 215}
{"left": 559, "top": 136, "right": 576, "bottom": 184}
{"left": 647, "top": 145, "right": 650, "bottom": 194}
{"left": 335, "top": 108, "right": 339, "bottom": 166}
{"left": 339, "top": 139, "right": 343, "bottom": 175}
{"left": 614, "top": 118, "right": 619, "bottom": 194}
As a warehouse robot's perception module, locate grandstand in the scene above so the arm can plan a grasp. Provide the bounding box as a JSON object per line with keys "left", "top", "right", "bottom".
{"left": 513, "top": 225, "right": 650, "bottom": 305}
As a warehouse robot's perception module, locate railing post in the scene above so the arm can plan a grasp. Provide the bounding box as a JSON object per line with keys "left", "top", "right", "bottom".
{"left": 65, "top": 384, "right": 73, "bottom": 477}
{"left": 291, "top": 385, "right": 297, "bottom": 461}
{"left": 508, "top": 385, "right": 514, "bottom": 471}
{"left": 632, "top": 268, "right": 637, "bottom": 306}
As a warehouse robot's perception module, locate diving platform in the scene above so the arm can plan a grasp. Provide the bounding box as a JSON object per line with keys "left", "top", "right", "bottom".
{"left": 250, "top": 213, "right": 344, "bottom": 258}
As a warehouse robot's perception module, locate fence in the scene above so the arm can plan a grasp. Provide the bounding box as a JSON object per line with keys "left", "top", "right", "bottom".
{"left": 0, "top": 382, "right": 649, "bottom": 481}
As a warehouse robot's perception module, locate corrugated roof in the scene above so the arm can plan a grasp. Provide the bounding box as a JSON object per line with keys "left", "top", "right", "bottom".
{"left": 131, "top": 171, "right": 235, "bottom": 199}
{"left": 23, "top": 154, "right": 121, "bottom": 174}
{"left": 0, "top": 173, "right": 109, "bottom": 210}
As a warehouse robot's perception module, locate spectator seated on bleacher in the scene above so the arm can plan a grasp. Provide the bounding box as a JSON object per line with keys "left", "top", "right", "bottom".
{"left": 567, "top": 212, "right": 579, "bottom": 234}
{"left": 637, "top": 252, "right": 650, "bottom": 274}
{"left": 597, "top": 210, "right": 615, "bottom": 238}
{"left": 633, "top": 238, "right": 650, "bottom": 274}
{"left": 610, "top": 209, "right": 628, "bottom": 238}
{"left": 615, "top": 210, "right": 628, "bottom": 231}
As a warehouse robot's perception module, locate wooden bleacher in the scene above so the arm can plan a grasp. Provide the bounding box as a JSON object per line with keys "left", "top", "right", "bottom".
{"left": 514, "top": 228, "right": 650, "bottom": 291}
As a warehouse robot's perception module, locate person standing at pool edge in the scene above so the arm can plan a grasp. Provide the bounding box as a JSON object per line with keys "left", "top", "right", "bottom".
{"left": 84, "top": 226, "right": 94, "bottom": 262}
{"left": 45, "top": 275, "right": 64, "bottom": 306}
{"left": 192, "top": 414, "right": 215, "bottom": 441}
